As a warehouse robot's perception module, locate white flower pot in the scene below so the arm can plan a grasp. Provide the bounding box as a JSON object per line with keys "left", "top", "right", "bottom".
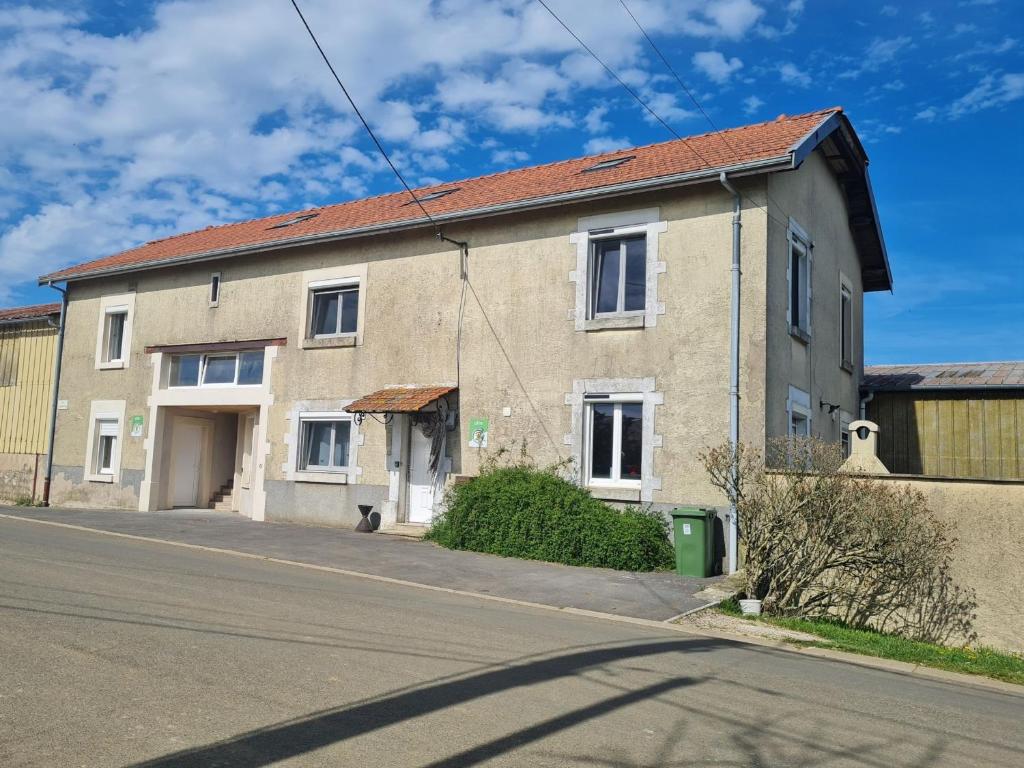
{"left": 739, "top": 598, "right": 762, "bottom": 616}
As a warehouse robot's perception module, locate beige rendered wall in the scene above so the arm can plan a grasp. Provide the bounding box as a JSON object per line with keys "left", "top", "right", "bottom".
{"left": 50, "top": 178, "right": 788, "bottom": 517}
{"left": 873, "top": 475, "right": 1024, "bottom": 653}
{"left": 766, "top": 150, "right": 865, "bottom": 444}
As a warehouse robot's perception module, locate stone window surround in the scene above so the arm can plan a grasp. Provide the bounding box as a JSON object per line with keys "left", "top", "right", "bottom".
{"left": 569, "top": 208, "right": 667, "bottom": 332}
{"left": 94, "top": 292, "right": 136, "bottom": 370}
{"left": 85, "top": 399, "right": 126, "bottom": 483}
{"left": 297, "top": 264, "right": 368, "bottom": 350}
{"left": 564, "top": 377, "right": 663, "bottom": 503}
{"left": 282, "top": 399, "right": 364, "bottom": 484}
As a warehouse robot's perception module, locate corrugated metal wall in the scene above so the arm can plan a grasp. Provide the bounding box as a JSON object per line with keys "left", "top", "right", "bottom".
{"left": 868, "top": 391, "right": 1024, "bottom": 479}
{"left": 0, "top": 319, "right": 57, "bottom": 454}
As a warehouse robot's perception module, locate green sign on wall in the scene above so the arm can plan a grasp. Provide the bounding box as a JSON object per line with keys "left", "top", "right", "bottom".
{"left": 129, "top": 415, "right": 144, "bottom": 438}
{"left": 468, "top": 417, "right": 489, "bottom": 448}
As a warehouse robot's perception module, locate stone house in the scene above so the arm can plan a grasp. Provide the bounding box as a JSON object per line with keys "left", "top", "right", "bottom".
{"left": 39, "top": 107, "right": 890, "bottom": 566}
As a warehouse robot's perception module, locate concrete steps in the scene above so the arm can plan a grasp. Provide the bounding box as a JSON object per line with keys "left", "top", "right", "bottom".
{"left": 208, "top": 481, "right": 234, "bottom": 512}
{"left": 376, "top": 523, "right": 428, "bottom": 540}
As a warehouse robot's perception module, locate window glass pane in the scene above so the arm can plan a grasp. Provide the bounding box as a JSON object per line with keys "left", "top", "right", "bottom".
{"left": 203, "top": 355, "right": 236, "bottom": 384}
{"left": 791, "top": 412, "right": 809, "bottom": 436}
{"left": 339, "top": 288, "right": 359, "bottom": 334}
{"left": 169, "top": 355, "right": 201, "bottom": 386}
{"left": 98, "top": 435, "right": 114, "bottom": 472}
{"left": 590, "top": 403, "right": 615, "bottom": 479}
{"left": 592, "top": 241, "right": 621, "bottom": 315}
{"left": 210, "top": 275, "right": 220, "bottom": 303}
{"left": 620, "top": 403, "right": 643, "bottom": 480}
{"left": 623, "top": 237, "right": 646, "bottom": 312}
{"left": 311, "top": 290, "right": 339, "bottom": 336}
{"left": 237, "top": 351, "right": 264, "bottom": 385}
{"left": 107, "top": 312, "right": 126, "bottom": 361}
{"left": 302, "top": 421, "right": 333, "bottom": 468}
{"left": 841, "top": 291, "right": 852, "bottom": 362}
{"left": 333, "top": 421, "right": 352, "bottom": 467}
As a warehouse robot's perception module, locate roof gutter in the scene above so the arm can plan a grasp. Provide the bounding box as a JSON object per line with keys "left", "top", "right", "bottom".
{"left": 39, "top": 154, "right": 793, "bottom": 285}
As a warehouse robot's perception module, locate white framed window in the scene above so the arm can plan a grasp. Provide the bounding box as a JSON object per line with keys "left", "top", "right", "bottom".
{"left": 309, "top": 280, "right": 359, "bottom": 339}
{"left": 570, "top": 209, "right": 667, "bottom": 332}
{"left": 297, "top": 414, "right": 353, "bottom": 473}
{"left": 168, "top": 351, "right": 264, "bottom": 388}
{"left": 787, "top": 385, "right": 812, "bottom": 437}
{"left": 94, "top": 419, "right": 118, "bottom": 475}
{"left": 85, "top": 400, "right": 125, "bottom": 483}
{"left": 209, "top": 272, "right": 221, "bottom": 307}
{"left": 94, "top": 293, "right": 135, "bottom": 370}
{"left": 584, "top": 393, "right": 643, "bottom": 487}
{"left": 788, "top": 220, "right": 812, "bottom": 339}
{"left": 588, "top": 233, "right": 647, "bottom": 319}
{"left": 839, "top": 279, "right": 853, "bottom": 371}
{"left": 102, "top": 308, "right": 127, "bottom": 363}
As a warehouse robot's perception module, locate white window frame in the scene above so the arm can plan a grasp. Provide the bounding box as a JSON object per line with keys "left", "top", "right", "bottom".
{"left": 298, "top": 266, "right": 368, "bottom": 350}
{"left": 296, "top": 413, "right": 354, "bottom": 474}
{"left": 570, "top": 209, "right": 667, "bottom": 332}
{"left": 840, "top": 410, "right": 852, "bottom": 457}
{"left": 84, "top": 400, "right": 125, "bottom": 483}
{"left": 787, "top": 219, "right": 812, "bottom": 340}
{"left": 839, "top": 275, "right": 853, "bottom": 371}
{"left": 168, "top": 351, "right": 265, "bottom": 389}
{"left": 94, "top": 293, "right": 135, "bottom": 370}
{"left": 787, "top": 385, "right": 812, "bottom": 437}
{"left": 94, "top": 419, "right": 118, "bottom": 475}
{"left": 308, "top": 279, "right": 360, "bottom": 339}
{"left": 584, "top": 393, "right": 644, "bottom": 489}
{"left": 209, "top": 272, "right": 221, "bottom": 307}
{"left": 283, "top": 402, "right": 364, "bottom": 485}
{"left": 587, "top": 230, "right": 648, "bottom": 320}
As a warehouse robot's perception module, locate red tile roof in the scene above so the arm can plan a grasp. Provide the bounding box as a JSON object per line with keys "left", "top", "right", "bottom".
{"left": 864, "top": 363, "right": 1024, "bottom": 391}
{"left": 345, "top": 385, "right": 457, "bottom": 413}
{"left": 0, "top": 302, "right": 61, "bottom": 323}
{"left": 40, "top": 108, "right": 843, "bottom": 283}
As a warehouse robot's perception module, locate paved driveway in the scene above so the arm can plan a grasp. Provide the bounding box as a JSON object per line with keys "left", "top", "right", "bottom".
{"left": 2, "top": 515, "right": 1022, "bottom": 767}
{"left": 1, "top": 505, "right": 720, "bottom": 620}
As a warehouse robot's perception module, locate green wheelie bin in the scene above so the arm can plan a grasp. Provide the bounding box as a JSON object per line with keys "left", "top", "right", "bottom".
{"left": 669, "top": 508, "right": 716, "bottom": 577}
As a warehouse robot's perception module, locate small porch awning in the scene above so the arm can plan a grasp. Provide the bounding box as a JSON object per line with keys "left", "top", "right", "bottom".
{"left": 344, "top": 385, "right": 457, "bottom": 414}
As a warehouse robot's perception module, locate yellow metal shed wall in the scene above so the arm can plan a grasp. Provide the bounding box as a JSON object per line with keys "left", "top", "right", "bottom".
{"left": 868, "top": 391, "right": 1024, "bottom": 480}
{"left": 0, "top": 319, "right": 57, "bottom": 454}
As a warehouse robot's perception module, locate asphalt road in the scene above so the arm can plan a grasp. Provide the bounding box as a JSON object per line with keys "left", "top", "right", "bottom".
{"left": 1, "top": 517, "right": 1021, "bottom": 768}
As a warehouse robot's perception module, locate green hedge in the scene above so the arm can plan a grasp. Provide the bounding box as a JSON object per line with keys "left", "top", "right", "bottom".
{"left": 426, "top": 466, "right": 674, "bottom": 571}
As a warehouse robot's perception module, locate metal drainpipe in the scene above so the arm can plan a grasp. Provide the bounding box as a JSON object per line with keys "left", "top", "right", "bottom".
{"left": 719, "top": 172, "right": 741, "bottom": 575}
{"left": 42, "top": 282, "right": 68, "bottom": 507}
{"left": 859, "top": 390, "right": 874, "bottom": 420}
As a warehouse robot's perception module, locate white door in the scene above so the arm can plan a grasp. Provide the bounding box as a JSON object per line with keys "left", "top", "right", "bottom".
{"left": 171, "top": 422, "right": 203, "bottom": 507}
{"left": 406, "top": 424, "right": 435, "bottom": 524}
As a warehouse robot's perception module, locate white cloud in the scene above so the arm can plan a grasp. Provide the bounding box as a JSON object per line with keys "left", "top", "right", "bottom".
{"left": 583, "top": 136, "right": 633, "bottom": 155}
{"left": 915, "top": 107, "right": 938, "bottom": 121}
{"left": 778, "top": 62, "right": 811, "bottom": 87}
{"left": 742, "top": 94, "right": 764, "bottom": 114}
{"left": 692, "top": 51, "right": 744, "bottom": 83}
{"left": 0, "top": 0, "right": 779, "bottom": 299}
{"left": 584, "top": 105, "right": 611, "bottom": 134}
{"left": 880, "top": 5, "right": 898, "bottom": 16}
{"left": 491, "top": 148, "right": 530, "bottom": 165}
{"left": 949, "top": 72, "right": 1024, "bottom": 118}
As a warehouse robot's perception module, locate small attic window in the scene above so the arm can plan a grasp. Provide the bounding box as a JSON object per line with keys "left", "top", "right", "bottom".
{"left": 582, "top": 155, "right": 635, "bottom": 173}
{"left": 269, "top": 213, "right": 319, "bottom": 229}
{"left": 403, "top": 188, "right": 460, "bottom": 206}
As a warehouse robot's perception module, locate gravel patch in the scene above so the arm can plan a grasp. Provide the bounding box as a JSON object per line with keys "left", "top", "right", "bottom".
{"left": 676, "top": 608, "right": 823, "bottom": 644}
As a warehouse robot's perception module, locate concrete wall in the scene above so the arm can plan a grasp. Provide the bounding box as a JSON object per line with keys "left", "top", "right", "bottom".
{"left": 50, "top": 150, "right": 866, "bottom": 525}
{"left": 873, "top": 474, "right": 1024, "bottom": 653}
{"left": 0, "top": 452, "right": 44, "bottom": 502}
{"left": 766, "top": 151, "right": 864, "bottom": 444}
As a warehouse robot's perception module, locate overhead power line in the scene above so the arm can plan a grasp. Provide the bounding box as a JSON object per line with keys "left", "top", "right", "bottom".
{"left": 288, "top": 0, "right": 438, "bottom": 229}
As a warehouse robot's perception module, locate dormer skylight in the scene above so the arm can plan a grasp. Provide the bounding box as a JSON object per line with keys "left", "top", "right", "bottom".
{"left": 269, "top": 213, "right": 319, "bottom": 229}
{"left": 582, "top": 155, "right": 636, "bottom": 173}
{"left": 403, "top": 188, "right": 460, "bottom": 205}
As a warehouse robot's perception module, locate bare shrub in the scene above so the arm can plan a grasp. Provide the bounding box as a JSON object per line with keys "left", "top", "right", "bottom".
{"left": 702, "top": 437, "right": 976, "bottom": 644}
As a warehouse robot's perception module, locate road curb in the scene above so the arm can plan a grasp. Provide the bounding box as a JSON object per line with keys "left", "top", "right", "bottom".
{"left": 3, "top": 510, "right": 1021, "bottom": 697}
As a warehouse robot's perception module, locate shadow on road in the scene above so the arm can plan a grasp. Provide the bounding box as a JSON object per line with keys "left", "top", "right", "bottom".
{"left": 127, "top": 639, "right": 719, "bottom": 767}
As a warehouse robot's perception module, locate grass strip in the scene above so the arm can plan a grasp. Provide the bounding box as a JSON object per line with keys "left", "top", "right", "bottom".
{"left": 718, "top": 598, "right": 1024, "bottom": 685}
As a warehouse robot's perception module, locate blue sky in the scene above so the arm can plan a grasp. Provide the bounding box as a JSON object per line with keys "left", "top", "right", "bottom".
{"left": 1, "top": 0, "right": 1021, "bottom": 364}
